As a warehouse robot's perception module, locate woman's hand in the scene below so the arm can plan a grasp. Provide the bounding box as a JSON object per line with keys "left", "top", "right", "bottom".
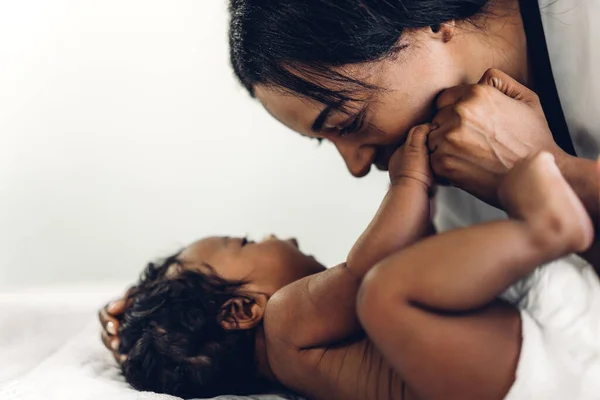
{"left": 98, "top": 288, "right": 134, "bottom": 364}
{"left": 428, "top": 68, "right": 568, "bottom": 206}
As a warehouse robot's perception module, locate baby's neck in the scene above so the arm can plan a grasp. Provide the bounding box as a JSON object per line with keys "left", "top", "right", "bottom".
{"left": 254, "top": 325, "right": 278, "bottom": 383}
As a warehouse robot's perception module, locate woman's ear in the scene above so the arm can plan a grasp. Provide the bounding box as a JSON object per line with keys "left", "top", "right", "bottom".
{"left": 431, "top": 21, "right": 456, "bottom": 43}
{"left": 219, "top": 294, "right": 268, "bottom": 331}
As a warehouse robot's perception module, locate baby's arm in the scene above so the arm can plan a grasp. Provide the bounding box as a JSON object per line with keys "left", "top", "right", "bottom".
{"left": 357, "top": 152, "right": 594, "bottom": 400}
{"left": 266, "top": 125, "right": 435, "bottom": 348}
{"left": 347, "top": 124, "right": 434, "bottom": 276}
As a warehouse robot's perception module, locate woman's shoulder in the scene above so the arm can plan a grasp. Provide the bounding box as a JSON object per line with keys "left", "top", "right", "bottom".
{"left": 538, "top": 0, "right": 596, "bottom": 63}
{"left": 538, "top": 0, "right": 600, "bottom": 158}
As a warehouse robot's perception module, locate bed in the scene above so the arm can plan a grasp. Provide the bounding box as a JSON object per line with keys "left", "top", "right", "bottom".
{"left": 0, "top": 284, "right": 302, "bottom": 400}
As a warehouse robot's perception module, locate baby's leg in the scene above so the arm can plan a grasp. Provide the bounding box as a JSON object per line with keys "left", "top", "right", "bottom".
{"left": 360, "top": 152, "right": 592, "bottom": 311}
{"left": 498, "top": 151, "right": 593, "bottom": 257}
{"left": 357, "top": 152, "right": 593, "bottom": 400}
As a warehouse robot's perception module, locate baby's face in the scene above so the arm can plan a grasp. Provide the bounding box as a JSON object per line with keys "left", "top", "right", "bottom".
{"left": 177, "top": 235, "right": 326, "bottom": 297}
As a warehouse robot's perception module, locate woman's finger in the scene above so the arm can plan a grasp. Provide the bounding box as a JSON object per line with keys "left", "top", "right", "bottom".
{"left": 105, "top": 286, "right": 137, "bottom": 316}
{"left": 478, "top": 68, "right": 537, "bottom": 103}
{"left": 101, "top": 330, "right": 120, "bottom": 352}
{"left": 431, "top": 104, "right": 460, "bottom": 133}
{"left": 436, "top": 84, "right": 471, "bottom": 110}
{"left": 106, "top": 298, "right": 127, "bottom": 316}
{"left": 98, "top": 307, "right": 120, "bottom": 335}
{"left": 113, "top": 350, "right": 127, "bottom": 366}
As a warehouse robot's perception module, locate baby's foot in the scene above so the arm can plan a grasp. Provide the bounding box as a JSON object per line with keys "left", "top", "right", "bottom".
{"left": 498, "top": 152, "right": 593, "bottom": 254}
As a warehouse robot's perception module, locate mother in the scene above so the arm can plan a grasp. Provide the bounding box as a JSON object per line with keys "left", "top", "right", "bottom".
{"left": 101, "top": 0, "right": 600, "bottom": 394}
{"left": 229, "top": 0, "right": 600, "bottom": 246}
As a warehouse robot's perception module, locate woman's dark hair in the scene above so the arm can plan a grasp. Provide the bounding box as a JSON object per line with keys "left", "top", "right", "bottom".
{"left": 118, "top": 253, "right": 267, "bottom": 398}
{"left": 229, "top": 0, "right": 491, "bottom": 105}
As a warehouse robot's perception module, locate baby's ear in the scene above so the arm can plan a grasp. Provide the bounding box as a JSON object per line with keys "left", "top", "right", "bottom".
{"left": 219, "top": 294, "right": 267, "bottom": 331}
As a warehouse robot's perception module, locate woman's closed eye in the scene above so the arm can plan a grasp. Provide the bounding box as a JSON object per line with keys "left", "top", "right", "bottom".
{"left": 338, "top": 110, "right": 367, "bottom": 137}
{"left": 310, "top": 107, "right": 369, "bottom": 144}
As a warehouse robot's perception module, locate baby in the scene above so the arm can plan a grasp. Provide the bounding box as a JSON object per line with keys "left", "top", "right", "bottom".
{"left": 100, "top": 124, "right": 599, "bottom": 400}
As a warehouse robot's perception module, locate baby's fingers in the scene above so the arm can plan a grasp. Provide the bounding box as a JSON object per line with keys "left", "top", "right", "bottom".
{"left": 406, "top": 123, "right": 435, "bottom": 150}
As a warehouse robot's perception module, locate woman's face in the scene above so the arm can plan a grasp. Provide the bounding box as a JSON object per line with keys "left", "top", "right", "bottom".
{"left": 253, "top": 18, "right": 529, "bottom": 178}
{"left": 254, "top": 28, "right": 473, "bottom": 178}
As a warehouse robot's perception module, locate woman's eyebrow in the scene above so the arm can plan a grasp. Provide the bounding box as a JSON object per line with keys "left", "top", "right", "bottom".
{"left": 311, "top": 105, "right": 334, "bottom": 132}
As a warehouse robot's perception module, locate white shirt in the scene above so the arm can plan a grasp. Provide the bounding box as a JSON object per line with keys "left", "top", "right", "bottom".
{"left": 434, "top": 0, "right": 600, "bottom": 231}
{"left": 542, "top": 0, "right": 600, "bottom": 159}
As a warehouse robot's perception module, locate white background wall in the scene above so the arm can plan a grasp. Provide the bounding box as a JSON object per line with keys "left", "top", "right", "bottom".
{"left": 0, "top": 1, "right": 388, "bottom": 288}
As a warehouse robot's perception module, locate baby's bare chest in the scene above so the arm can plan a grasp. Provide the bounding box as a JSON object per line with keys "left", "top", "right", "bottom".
{"left": 269, "top": 338, "right": 405, "bottom": 400}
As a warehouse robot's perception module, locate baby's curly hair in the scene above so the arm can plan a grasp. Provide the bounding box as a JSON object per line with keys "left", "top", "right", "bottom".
{"left": 118, "top": 252, "right": 268, "bottom": 398}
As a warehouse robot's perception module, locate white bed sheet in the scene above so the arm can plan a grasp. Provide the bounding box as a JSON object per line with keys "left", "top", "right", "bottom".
{"left": 0, "top": 284, "right": 300, "bottom": 400}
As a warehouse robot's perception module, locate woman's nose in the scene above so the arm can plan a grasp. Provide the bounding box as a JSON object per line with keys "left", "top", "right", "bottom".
{"left": 332, "top": 140, "right": 376, "bottom": 178}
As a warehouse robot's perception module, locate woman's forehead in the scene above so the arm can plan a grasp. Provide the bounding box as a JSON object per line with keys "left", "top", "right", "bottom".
{"left": 254, "top": 86, "right": 322, "bottom": 132}
{"left": 254, "top": 85, "right": 370, "bottom": 135}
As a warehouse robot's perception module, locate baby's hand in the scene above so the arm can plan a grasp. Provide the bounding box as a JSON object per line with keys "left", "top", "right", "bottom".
{"left": 389, "top": 124, "right": 434, "bottom": 189}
